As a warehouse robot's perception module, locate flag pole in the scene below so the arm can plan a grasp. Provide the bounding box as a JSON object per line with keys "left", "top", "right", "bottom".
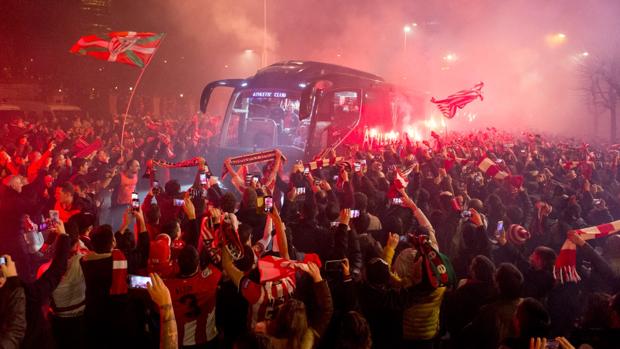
{"left": 120, "top": 33, "right": 166, "bottom": 158}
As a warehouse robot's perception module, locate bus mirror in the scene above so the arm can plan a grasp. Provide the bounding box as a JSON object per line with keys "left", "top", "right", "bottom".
{"left": 299, "top": 80, "right": 333, "bottom": 121}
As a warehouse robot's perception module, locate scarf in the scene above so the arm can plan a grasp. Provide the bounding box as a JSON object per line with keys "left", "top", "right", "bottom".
{"left": 221, "top": 149, "right": 286, "bottom": 179}
{"left": 110, "top": 249, "right": 128, "bottom": 295}
{"left": 387, "top": 164, "right": 415, "bottom": 199}
{"left": 258, "top": 254, "right": 322, "bottom": 283}
{"left": 413, "top": 235, "right": 455, "bottom": 289}
{"left": 304, "top": 156, "right": 345, "bottom": 171}
{"left": 554, "top": 220, "right": 620, "bottom": 283}
{"left": 143, "top": 157, "right": 207, "bottom": 179}
{"left": 477, "top": 157, "right": 510, "bottom": 180}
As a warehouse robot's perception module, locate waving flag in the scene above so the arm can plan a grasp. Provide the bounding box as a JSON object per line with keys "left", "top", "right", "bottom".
{"left": 477, "top": 157, "right": 510, "bottom": 180}
{"left": 431, "top": 82, "right": 484, "bottom": 119}
{"left": 70, "top": 32, "right": 164, "bottom": 68}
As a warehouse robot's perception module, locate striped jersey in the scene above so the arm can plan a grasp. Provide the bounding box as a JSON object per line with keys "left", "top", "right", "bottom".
{"left": 164, "top": 265, "right": 222, "bottom": 346}
{"left": 239, "top": 275, "right": 296, "bottom": 329}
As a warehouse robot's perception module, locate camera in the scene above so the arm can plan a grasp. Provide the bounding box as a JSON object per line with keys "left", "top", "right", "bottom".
{"left": 128, "top": 275, "right": 151, "bottom": 289}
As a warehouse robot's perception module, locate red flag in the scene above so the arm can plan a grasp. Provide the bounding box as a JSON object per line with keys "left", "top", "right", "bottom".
{"left": 431, "top": 82, "right": 484, "bottom": 119}
{"left": 70, "top": 32, "right": 164, "bottom": 68}
{"left": 477, "top": 157, "right": 510, "bottom": 180}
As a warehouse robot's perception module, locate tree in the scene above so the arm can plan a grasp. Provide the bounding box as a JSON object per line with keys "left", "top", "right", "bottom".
{"left": 580, "top": 53, "right": 620, "bottom": 142}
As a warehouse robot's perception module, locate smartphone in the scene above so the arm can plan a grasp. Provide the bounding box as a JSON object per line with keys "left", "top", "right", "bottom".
{"left": 325, "top": 259, "right": 346, "bottom": 272}
{"left": 333, "top": 175, "right": 339, "bottom": 181}
{"left": 314, "top": 179, "right": 321, "bottom": 186}
{"left": 330, "top": 221, "right": 340, "bottom": 227}
{"left": 0, "top": 256, "right": 6, "bottom": 265}
{"left": 131, "top": 192, "right": 140, "bottom": 210}
{"left": 153, "top": 180, "right": 160, "bottom": 188}
{"left": 545, "top": 340, "right": 559, "bottom": 349}
{"left": 350, "top": 209, "right": 360, "bottom": 218}
{"left": 38, "top": 222, "right": 48, "bottom": 231}
{"left": 497, "top": 220, "right": 504, "bottom": 232}
{"left": 173, "top": 198, "right": 184, "bottom": 207}
{"left": 252, "top": 176, "right": 260, "bottom": 184}
{"left": 354, "top": 162, "right": 361, "bottom": 172}
{"left": 49, "top": 210, "right": 60, "bottom": 222}
{"left": 461, "top": 210, "right": 472, "bottom": 218}
{"left": 199, "top": 173, "right": 207, "bottom": 185}
{"left": 245, "top": 174, "right": 253, "bottom": 186}
{"left": 296, "top": 187, "right": 306, "bottom": 195}
{"left": 264, "top": 196, "right": 273, "bottom": 213}
{"left": 303, "top": 167, "right": 310, "bottom": 175}
{"left": 392, "top": 197, "right": 403, "bottom": 205}
{"left": 128, "top": 274, "right": 151, "bottom": 289}
{"left": 399, "top": 234, "right": 409, "bottom": 243}
{"left": 361, "top": 159, "right": 367, "bottom": 166}
{"left": 594, "top": 199, "right": 602, "bottom": 206}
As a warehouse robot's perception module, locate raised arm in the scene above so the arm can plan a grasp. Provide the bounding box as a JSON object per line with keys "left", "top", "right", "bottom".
{"left": 269, "top": 207, "right": 289, "bottom": 260}
{"left": 401, "top": 189, "right": 439, "bottom": 250}
{"left": 222, "top": 246, "right": 245, "bottom": 288}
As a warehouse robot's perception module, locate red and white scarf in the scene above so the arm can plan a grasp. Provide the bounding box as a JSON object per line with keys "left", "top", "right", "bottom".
{"left": 110, "top": 249, "right": 128, "bottom": 295}
{"left": 554, "top": 220, "right": 620, "bottom": 283}
{"left": 477, "top": 157, "right": 510, "bottom": 180}
{"left": 304, "top": 156, "right": 345, "bottom": 171}
{"left": 143, "top": 157, "right": 207, "bottom": 179}
{"left": 221, "top": 150, "right": 286, "bottom": 179}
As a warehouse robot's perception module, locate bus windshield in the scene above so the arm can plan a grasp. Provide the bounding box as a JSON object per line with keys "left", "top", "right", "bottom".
{"left": 221, "top": 89, "right": 306, "bottom": 149}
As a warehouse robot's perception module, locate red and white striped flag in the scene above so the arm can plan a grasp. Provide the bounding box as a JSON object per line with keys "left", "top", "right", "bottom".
{"left": 70, "top": 32, "right": 164, "bottom": 68}
{"left": 431, "top": 82, "right": 484, "bottom": 119}
{"left": 477, "top": 157, "right": 510, "bottom": 180}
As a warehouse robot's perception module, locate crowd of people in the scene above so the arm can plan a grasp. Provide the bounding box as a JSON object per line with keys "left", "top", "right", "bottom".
{"left": 1, "top": 113, "right": 620, "bottom": 349}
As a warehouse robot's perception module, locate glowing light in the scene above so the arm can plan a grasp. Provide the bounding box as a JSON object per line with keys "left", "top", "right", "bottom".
{"left": 581, "top": 51, "right": 589, "bottom": 57}
{"left": 403, "top": 25, "right": 412, "bottom": 33}
{"left": 241, "top": 82, "right": 248, "bottom": 87}
{"left": 224, "top": 65, "right": 229, "bottom": 68}
{"left": 179, "top": 93, "right": 184, "bottom": 98}
{"left": 443, "top": 53, "right": 458, "bottom": 62}
{"left": 369, "top": 128, "right": 379, "bottom": 138}
{"left": 114, "top": 86, "right": 118, "bottom": 90}
{"left": 412, "top": 22, "right": 418, "bottom": 27}
{"left": 546, "top": 33, "right": 567, "bottom": 46}
{"left": 58, "top": 89, "right": 62, "bottom": 93}
{"left": 129, "top": 87, "right": 133, "bottom": 91}
{"left": 298, "top": 83, "right": 307, "bottom": 88}
{"left": 244, "top": 49, "right": 254, "bottom": 54}
{"left": 163, "top": 59, "right": 168, "bottom": 64}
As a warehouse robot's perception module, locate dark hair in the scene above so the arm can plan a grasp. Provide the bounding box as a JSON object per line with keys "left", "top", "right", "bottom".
{"left": 67, "top": 212, "right": 95, "bottom": 236}
{"left": 365, "top": 257, "right": 390, "bottom": 286}
{"left": 325, "top": 202, "right": 340, "bottom": 222}
{"left": 64, "top": 220, "right": 80, "bottom": 246}
{"left": 516, "top": 298, "right": 550, "bottom": 339}
{"left": 161, "top": 220, "right": 180, "bottom": 240}
{"left": 242, "top": 188, "right": 257, "bottom": 210}
{"left": 164, "top": 180, "right": 181, "bottom": 196}
{"left": 534, "top": 246, "right": 557, "bottom": 272}
{"left": 234, "top": 245, "right": 256, "bottom": 273}
{"left": 581, "top": 292, "right": 612, "bottom": 328}
{"left": 270, "top": 298, "right": 309, "bottom": 348}
{"left": 336, "top": 311, "right": 372, "bottom": 349}
{"left": 73, "top": 178, "right": 89, "bottom": 191}
{"left": 220, "top": 192, "right": 237, "bottom": 213}
{"left": 145, "top": 203, "right": 161, "bottom": 225}
{"left": 234, "top": 333, "right": 273, "bottom": 349}
{"left": 59, "top": 181, "right": 75, "bottom": 196}
{"left": 495, "top": 263, "right": 523, "bottom": 299}
{"left": 470, "top": 255, "right": 496, "bottom": 283}
{"left": 354, "top": 192, "right": 368, "bottom": 212}
{"left": 238, "top": 223, "right": 252, "bottom": 245}
{"left": 178, "top": 245, "right": 199, "bottom": 276}
{"left": 91, "top": 225, "right": 114, "bottom": 253}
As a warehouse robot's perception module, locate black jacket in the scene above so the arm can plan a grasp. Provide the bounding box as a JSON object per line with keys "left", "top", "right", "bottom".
{"left": 0, "top": 276, "right": 26, "bottom": 348}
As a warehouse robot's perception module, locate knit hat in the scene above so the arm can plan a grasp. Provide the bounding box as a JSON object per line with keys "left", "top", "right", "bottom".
{"left": 508, "top": 224, "right": 530, "bottom": 245}
{"left": 149, "top": 234, "right": 171, "bottom": 265}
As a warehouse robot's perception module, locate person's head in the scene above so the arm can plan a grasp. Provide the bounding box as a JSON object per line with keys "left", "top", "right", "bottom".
{"left": 164, "top": 179, "right": 181, "bottom": 196}
{"left": 529, "top": 246, "right": 557, "bottom": 272}
{"left": 495, "top": 263, "right": 523, "bottom": 299}
{"left": 145, "top": 203, "right": 161, "bottom": 225}
{"left": 125, "top": 159, "right": 140, "bottom": 175}
{"left": 238, "top": 223, "right": 252, "bottom": 246}
{"left": 515, "top": 298, "right": 550, "bottom": 339}
{"left": 269, "top": 298, "right": 309, "bottom": 347}
{"left": 161, "top": 220, "right": 181, "bottom": 241}
{"left": 91, "top": 225, "right": 115, "bottom": 253}
{"left": 581, "top": 292, "right": 612, "bottom": 329}
{"left": 354, "top": 192, "right": 369, "bottom": 213}
{"left": 365, "top": 257, "right": 390, "bottom": 287}
{"left": 325, "top": 202, "right": 340, "bottom": 222}
{"left": 67, "top": 212, "right": 95, "bottom": 238}
{"left": 74, "top": 158, "right": 90, "bottom": 175}
{"left": 335, "top": 311, "right": 372, "bottom": 349}
{"left": 55, "top": 181, "right": 75, "bottom": 204}
{"left": 468, "top": 198, "right": 484, "bottom": 213}
{"left": 73, "top": 178, "right": 89, "bottom": 196}
{"left": 470, "top": 255, "right": 496, "bottom": 283}
{"left": 178, "top": 245, "right": 200, "bottom": 276}
{"left": 96, "top": 150, "right": 109, "bottom": 163}
{"left": 4, "top": 174, "right": 25, "bottom": 193}
{"left": 220, "top": 192, "right": 237, "bottom": 213}
{"left": 242, "top": 187, "right": 257, "bottom": 210}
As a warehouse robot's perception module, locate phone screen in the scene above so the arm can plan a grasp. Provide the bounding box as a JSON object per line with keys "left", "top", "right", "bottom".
{"left": 350, "top": 209, "right": 360, "bottom": 218}
{"left": 173, "top": 199, "right": 184, "bottom": 207}
{"left": 333, "top": 175, "right": 339, "bottom": 181}
{"left": 354, "top": 162, "right": 361, "bottom": 172}
{"left": 392, "top": 197, "right": 403, "bottom": 205}
{"left": 245, "top": 175, "right": 253, "bottom": 186}
{"left": 497, "top": 220, "right": 504, "bottom": 232}
{"left": 264, "top": 196, "right": 273, "bottom": 213}
{"left": 253, "top": 176, "right": 259, "bottom": 184}
{"left": 200, "top": 173, "right": 207, "bottom": 185}
{"left": 296, "top": 187, "right": 306, "bottom": 195}
{"left": 0, "top": 256, "right": 6, "bottom": 265}
{"left": 128, "top": 275, "right": 151, "bottom": 289}
{"left": 153, "top": 180, "right": 160, "bottom": 188}
{"left": 303, "top": 167, "right": 310, "bottom": 175}
{"left": 325, "top": 259, "right": 346, "bottom": 272}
